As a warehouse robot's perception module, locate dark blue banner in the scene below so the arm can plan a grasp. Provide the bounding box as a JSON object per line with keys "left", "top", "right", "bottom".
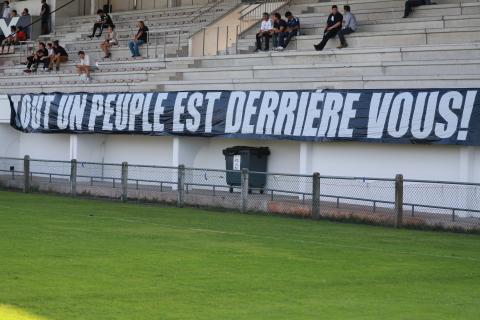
{"left": 8, "top": 89, "right": 480, "bottom": 145}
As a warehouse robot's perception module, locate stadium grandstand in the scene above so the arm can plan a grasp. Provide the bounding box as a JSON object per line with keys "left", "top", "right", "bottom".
{"left": 1, "top": 2, "right": 480, "bottom": 319}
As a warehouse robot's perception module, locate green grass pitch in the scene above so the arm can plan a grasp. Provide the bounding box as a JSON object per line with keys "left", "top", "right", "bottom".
{"left": 0, "top": 190, "right": 479, "bottom": 320}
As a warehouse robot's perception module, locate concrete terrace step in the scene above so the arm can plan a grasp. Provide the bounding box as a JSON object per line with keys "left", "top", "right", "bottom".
{"left": 0, "top": 82, "right": 160, "bottom": 94}
{"left": 207, "top": 43, "right": 480, "bottom": 66}
{"left": 158, "top": 74, "right": 480, "bottom": 91}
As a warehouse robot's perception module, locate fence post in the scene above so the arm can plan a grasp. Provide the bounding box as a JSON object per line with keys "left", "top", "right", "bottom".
{"left": 23, "top": 155, "right": 30, "bottom": 193}
{"left": 121, "top": 162, "right": 128, "bottom": 202}
{"left": 394, "top": 174, "right": 404, "bottom": 228}
{"left": 70, "top": 159, "right": 77, "bottom": 197}
{"left": 241, "top": 168, "right": 249, "bottom": 213}
{"left": 177, "top": 165, "right": 185, "bottom": 207}
{"left": 312, "top": 172, "right": 320, "bottom": 220}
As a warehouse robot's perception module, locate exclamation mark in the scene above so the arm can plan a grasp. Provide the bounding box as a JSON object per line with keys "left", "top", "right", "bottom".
{"left": 457, "top": 91, "right": 477, "bottom": 141}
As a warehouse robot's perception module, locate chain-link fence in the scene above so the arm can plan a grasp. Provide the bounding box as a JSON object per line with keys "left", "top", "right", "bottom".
{"left": 320, "top": 176, "right": 397, "bottom": 226}
{"left": 0, "top": 156, "right": 479, "bottom": 233}
{"left": 403, "top": 179, "right": 480, "bottom": 230}
{"left": 0, "top": 157, "right": 25, "bottom": 190}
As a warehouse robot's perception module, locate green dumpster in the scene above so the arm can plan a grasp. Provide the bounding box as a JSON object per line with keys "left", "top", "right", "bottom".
{"left": 222, "top": 146, "right": 270, "bottom": 193}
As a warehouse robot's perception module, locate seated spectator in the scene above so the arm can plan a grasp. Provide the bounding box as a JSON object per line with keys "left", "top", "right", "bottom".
{"left": 24, "top": 42, "right": 49, "bottom": 73}
{"left": 270, "top": 12, "right": 287, "bottom": 50}
{"left": 337, "top": 5, "right": 357, "bottom": 49}
{"left": 46, "top": 42, "right": 54, "bottom": 58}
{"left": 21, "top": 8, "right": 30, "bottom": 16}
{"left": 403, "top": 0, "right": 432, "bottom": 18}
{"left": 314, "top": 5, "right": 343, "bottom": 51}
{"left": 1, "top": 26, "right": 19, "bottom": 55}
{"left": 100, "top": 25, "right": 118, "bottom": 59}
{"left": 11, "top": 9, "right": 17, "bottom": 17}
{"left": 2, "top": 1, "right": 11, "bottom": 19}
{"left": 255, "top": 12, "right": 272, "bottom": 52}
{"left": 48, "top": 40, "right": 68, "bottom": 71}
{"left": 88, "top": 9, "right": 114, "bottom": 38}
{"left": 276, "top": 11, "right": 300, "bottom": 51}
{"left": 128, "top": 21, "right": 148, "bottom": 58}
{"left": 16, "top": 26, "right": 27, "bottom": 41}
{"left": 76, "top": 51, "right": 91, "bottom": 81}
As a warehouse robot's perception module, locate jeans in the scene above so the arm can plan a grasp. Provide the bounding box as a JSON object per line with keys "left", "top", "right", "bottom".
{"left": 404, "top": 0, "right": 427, "bottom": 17}
{"left": 128, "top": 39, "right": 145, "bottom": 57}
{"left": 338, "top": 27, "right": 355, "bottom": 45}
{"left": 315, "top": 29, "right": 339, "bottom": 51}
{"left": 278, "top": 30, "right": 298, "bottom": 48}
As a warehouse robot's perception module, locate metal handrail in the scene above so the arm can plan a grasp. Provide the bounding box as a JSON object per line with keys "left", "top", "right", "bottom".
{"left": 146, "top": 28, "right": 189, "bottom": 59}
{"left": 239, "top": 0, "right": 291, "bottom": 34}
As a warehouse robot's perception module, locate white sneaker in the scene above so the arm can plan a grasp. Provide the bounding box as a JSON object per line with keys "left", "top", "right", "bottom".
{"left": 277, "top": 46, "right": 285, "bottom": 51}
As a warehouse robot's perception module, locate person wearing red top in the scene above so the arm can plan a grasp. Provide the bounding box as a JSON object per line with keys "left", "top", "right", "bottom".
{"left": 1, "top": 26, "right": 21, "bottom": 54}
{"left": 16, "top": 27, "right": 27, "bottom": 42}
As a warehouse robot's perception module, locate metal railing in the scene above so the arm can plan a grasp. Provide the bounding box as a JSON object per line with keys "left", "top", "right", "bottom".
{"left": 197, "top": 24, "right": 240, "bottom": 55}
{"left": 1, "top": 155, "right": 479, "bottom": 233}
{"left": 94, "top": 0, "right": 198, "bottom": 13}
{"left": 239, "top": 0, "right": 290, "bottom": 34}
{"left": 146, "top": 29, "right": 189, "bottom": 58}
{"left": 190, "top": 0, "right": 240, "bottom": 24}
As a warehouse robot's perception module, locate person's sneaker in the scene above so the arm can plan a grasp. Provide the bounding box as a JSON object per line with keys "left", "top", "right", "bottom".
{"left": 87, "top": 35, "right": 94, "bottom": 39}
{"left": 23, "top": 69, "right": 31, "bottom": 73}
{"left": 55, "top": 67, "right": 59, "bottom": 71}
{"left": 336, "top": 43, "right": 348, "bottom": 49}
{"left": 276, "top": 46, "right": 285, "bottom": 51}
{"left": 313, "top": 44, "right": 322, "bottom": 51}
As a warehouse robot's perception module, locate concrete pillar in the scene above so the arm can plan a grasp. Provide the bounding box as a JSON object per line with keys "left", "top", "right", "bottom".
{"left": 312, "top": 172, "right": 320, "bottom": 220}
{"left": 69, "top": 135, "right": 78, "bottom": 160}
{"left": 91, "top": 0, "right": 96, "bottom": 15}
{"left": 70, "top": 159, "right": 77, "bottom": 197}
{"left": 459, "top": 146, "right": 475, "bottom": 183}
{"left": 241, "top": 168, "right": 249, "bottom": 213}
{"left": 121, "top": 162, "right": 128, "bottom": 202}
{"left": 177, "top": 164, "right": 185, "bottom": 207}
{"left": 394, "top": 174, "right": 404, "bottom": 228}
{"left": 23, "top": 155, "right": 30, "bottom": 193}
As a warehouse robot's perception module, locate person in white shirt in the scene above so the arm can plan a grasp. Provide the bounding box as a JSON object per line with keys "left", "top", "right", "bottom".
{"left": 76, "top": 50, "right": 91, "bottom": 81}
{"left": 255, "top": 12, "right": 273, "bottom": 52}
{"left": 100, "top": 25, "right": 118, "bottom": 59}
{"left": 2, "top": 1, "right": 12, "bottom": 19}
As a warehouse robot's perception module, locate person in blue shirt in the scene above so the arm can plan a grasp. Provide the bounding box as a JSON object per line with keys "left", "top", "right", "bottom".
{"left": 337, "top": 5, "right": 357, "bottom": 49}
{"left": 276, "top": 11, "right": 300, "bottom": 51}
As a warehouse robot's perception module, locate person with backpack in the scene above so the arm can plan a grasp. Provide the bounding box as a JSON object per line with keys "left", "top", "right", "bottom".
{"left": 88, "top": 9, "right": 114, "bottom": 38}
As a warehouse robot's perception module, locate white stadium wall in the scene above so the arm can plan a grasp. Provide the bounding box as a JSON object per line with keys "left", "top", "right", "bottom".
{"left": 1, "top": 93, "right": 479, "bottom": 182}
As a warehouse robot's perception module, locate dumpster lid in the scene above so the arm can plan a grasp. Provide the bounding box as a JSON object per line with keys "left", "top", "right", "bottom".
{"left": 222, "top": 146, "right": 270, "bottom": 156}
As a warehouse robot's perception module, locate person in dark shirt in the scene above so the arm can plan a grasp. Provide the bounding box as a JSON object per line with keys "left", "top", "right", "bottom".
{"left": 270, "top": 12, "right": 287, "bottom": 50}
{"left": 88, "top": 9, "right": 114, "bottom": 38}
{"left": 314, "top": 5, "right": 343, "bottom": 51}
{"left": 277, "top": 11, "right": 300, "bottom": 51}
{"left": 128, "top": 21, "right": 149, "bottom": 58}
{"left": 24, "top": 42, "right": 49, "bottom": 73}
{"left": 40, "top": 0, "right": 51, "bottom": 35}
{"left": 403, "top": 0, "right": 431, "bottom": 18}
{"left": 48, "top": 40, "right": 68, "bottom": 71}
